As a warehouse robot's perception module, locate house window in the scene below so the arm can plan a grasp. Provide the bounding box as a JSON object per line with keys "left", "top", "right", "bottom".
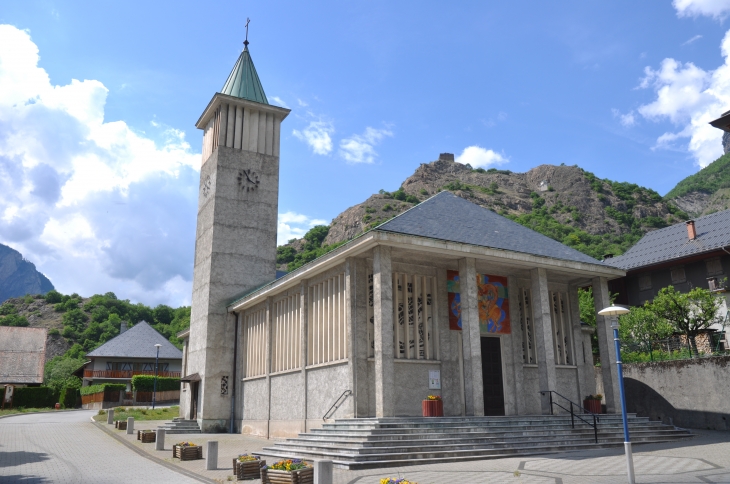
{"left": 638, "top": 273, "right": 652, "bottom": 292}
{"left": 550, "top": 291, "right": 574, "bottom": 366}
{"left": 518, "top": 288, "right": 537, "bottom": 364}
{"left": 706, "top": 257, "right": 724, "bottom": 277}
{"left": 670, "top": 266, "right": 686, "bottom": 284}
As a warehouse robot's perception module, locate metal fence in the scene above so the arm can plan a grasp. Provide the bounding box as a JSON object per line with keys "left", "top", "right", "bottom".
{"left": 620, "top": 332, "right": 728, "bottom": 363}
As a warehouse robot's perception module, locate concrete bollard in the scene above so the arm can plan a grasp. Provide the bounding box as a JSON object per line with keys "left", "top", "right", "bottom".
{"left": 206, "top": 441, "right": 218, "bottom": 470}
{"left": 314, "top": 460, "right": 333, "bottom": 484}
{"left": 107, "top": 409, "right": 114, "bottom": 424}
{"left": 155, "top": 428, "right": 165, "bottom": 450}
{"left": 126, "top": 417, "right": 134, "bottom": 435}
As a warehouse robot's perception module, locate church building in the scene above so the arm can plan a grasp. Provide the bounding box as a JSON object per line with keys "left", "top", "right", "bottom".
{"left": 180, "top": 41, "right": 625, "bottom": 436}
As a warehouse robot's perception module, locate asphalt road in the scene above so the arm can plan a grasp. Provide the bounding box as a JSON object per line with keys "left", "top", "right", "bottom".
{"left": 0, "top": 410, "right": 199, "bottom": 483}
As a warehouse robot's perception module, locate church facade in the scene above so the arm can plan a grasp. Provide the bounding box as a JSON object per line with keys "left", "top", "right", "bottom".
{"left": 180, "top": 45, "right": 625, "bottom": 436}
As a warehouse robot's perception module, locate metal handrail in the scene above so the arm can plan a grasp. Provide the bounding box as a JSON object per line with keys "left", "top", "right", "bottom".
{"left": 539, "top": 390, "right": 600, "bottom": 443}
{"left": 323, "top": 389, "right": 352, "bottom": 421}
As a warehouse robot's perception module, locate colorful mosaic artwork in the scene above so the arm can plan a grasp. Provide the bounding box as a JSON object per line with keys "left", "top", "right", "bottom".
{"left": 447, "top": 270, "right": 510, "bottom": 335}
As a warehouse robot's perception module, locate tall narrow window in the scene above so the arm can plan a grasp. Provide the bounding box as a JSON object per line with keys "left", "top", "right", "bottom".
{"left": 518, "top": 288, "right": 536, "bottom": 364}
{"left": 271, "top": 294, "right": 301, "bottom": 373}
{"left": 550, "top": 291, "right": 574, "bottom": 366}
{"left": 243, "top": 308, "right": 267, "bottom": 378}
{"left": 308, "top": 273, "right": 347, "bottom": 365}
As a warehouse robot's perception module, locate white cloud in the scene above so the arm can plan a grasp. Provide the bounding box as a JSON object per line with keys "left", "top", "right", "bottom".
{"left": 338, "top": 127, "right": 393, "bottom": 164}
{"left": 455, "top": 146, "right": 509, "bottom": 168}
{"left": 634, "top": 30, "right": 730, "bottom": 167}
{"left": 611, "top": 108, "right": 637, "bottom": 127}
{"left": 293, "top": 119, "right": 334, "bottom": 155}
{"left": 673, "top": 0, "right": 730, "bottom": 18}
{"left": 277, "top": 211, "right": 326, "bottom": 245}
{"left": 297, "top": 99, "right": 308, "bottom": 107}
{"left": 0, "top": 24, "right": 201, "bottom": 306}
{"left": 682, "top": 34, "right": 703, "bottom": 46}
{"left": 270, "top": 96, "right": 289, "bottom": 108}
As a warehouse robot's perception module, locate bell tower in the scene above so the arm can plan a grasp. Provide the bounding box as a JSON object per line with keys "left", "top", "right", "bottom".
{"left": 185, "top": 38, "right": 290, "bottom": 431}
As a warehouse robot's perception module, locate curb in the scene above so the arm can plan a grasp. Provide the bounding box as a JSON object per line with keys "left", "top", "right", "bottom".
{"left": 90, "top": 419, "right": 217, "bottom": 484}
{"left": 0, "top": 408, "right": 88, "bottom": 420}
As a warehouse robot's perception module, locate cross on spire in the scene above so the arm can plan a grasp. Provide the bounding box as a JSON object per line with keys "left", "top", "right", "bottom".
{"left": 244, "top": 18, "right": 250, "bottom": 47}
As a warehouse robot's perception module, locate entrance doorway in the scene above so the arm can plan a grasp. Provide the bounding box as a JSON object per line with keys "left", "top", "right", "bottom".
{"left": 190, "top": 382, "right": 199, "bottom": 420}
{"left": 481, "top": 337, "right": 505, "bottom": 416}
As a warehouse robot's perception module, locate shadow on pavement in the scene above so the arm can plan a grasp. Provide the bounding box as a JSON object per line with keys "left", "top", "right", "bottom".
{"left": 0, "top": 475, "right": 49, "bottom": 483}
{"left": 0, "top": 451, "right": 51, "bottom": 468}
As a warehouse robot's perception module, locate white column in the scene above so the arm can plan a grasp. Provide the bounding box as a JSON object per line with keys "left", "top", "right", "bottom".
{"left": 531, "top": 267, "right": 556, "bottom": 415}
{"left": 458, "top": 257, "right": 484, "bottom": 416}
{"left": 592, "top": 277, "right": 620, "bottom": 413}
{"left": 373, "top": 246, "right": 395, "bottom": 417}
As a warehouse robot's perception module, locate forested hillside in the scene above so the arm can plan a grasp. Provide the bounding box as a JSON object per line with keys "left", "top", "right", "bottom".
{"left": 665, "top": 152, "right": 730, "bottom": 217}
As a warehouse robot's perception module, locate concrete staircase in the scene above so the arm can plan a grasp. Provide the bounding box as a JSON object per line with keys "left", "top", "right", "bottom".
{"left": 256, "top": 415, "right": 692, "bottom": 469}
{"left": 157, "top": 417, "right": 201, "bottom": 434}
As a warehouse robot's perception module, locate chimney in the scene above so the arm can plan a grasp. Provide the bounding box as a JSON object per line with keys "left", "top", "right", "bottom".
{"left": 439, "top": 153, "right": 454, "bottom": 162}
{"left": 686, "top": 220, "right": 697, "bottom": 240}
{"left": 120, "top": 321, "right": 128, "bottom": 334}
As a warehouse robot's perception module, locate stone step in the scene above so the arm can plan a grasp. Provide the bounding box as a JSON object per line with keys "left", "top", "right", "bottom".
{"left": 158, "top": 419, "right": 201, "bottom": 434}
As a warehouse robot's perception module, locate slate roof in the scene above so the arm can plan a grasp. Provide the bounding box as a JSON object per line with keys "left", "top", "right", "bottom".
{"left": 221, "top": 46, "right": 268, "bottom": 104}
{"left": 608, "top": 208, "right": 730, "bottom": 271}
{"left": 0, "top": 327, "right": 46, "bottom": 384}
{"left": 86, "top": 321, "right": 183, "bottom": 359}
{"left": 376, "top": 191, "right": 605, "bottom": 266}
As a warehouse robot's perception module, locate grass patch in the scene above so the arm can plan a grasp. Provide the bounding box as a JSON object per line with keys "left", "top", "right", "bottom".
{"left": 93, "top": 405, "right": 180, "bottom": 422}
{"left": 0, "top": 407, "right": 56, "bottom": 417}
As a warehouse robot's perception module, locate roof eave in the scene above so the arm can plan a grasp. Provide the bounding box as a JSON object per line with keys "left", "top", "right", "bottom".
{"left": 195, "top": 93, "right": 290, "bottom": 130}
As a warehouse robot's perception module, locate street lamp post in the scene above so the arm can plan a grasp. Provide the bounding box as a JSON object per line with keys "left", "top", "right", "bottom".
{"left": 598, "top": 304, "right": 634, "bottom": 484}
{"left": 152, "top": 343, "right": 162, "bottom": 410}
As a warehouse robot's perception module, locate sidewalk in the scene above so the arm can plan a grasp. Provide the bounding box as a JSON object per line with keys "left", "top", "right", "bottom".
{"left": 94, "top": 419, "right": 730, "bottom": 483}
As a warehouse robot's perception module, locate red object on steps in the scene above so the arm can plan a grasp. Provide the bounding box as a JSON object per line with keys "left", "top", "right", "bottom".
{"left": 422, "top": 399, "right": 444, "bottom": 417}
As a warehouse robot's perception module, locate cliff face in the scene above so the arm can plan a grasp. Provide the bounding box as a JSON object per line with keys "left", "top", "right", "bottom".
{"left": 0, "top": 243, "right": 55, "bottom": 303}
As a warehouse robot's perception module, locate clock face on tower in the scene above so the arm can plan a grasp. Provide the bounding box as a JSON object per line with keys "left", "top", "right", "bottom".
{"left": 237, "top": 169, "right": 260, "bottom": 192}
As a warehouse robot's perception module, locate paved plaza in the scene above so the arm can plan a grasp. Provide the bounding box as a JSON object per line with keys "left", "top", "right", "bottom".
{"left": 2, "top": 410, "right": 730, "bottom": 483}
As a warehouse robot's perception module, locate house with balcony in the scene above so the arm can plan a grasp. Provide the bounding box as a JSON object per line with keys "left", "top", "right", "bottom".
{"left": 82, "top": 321, "right": 183, "bottom": 392}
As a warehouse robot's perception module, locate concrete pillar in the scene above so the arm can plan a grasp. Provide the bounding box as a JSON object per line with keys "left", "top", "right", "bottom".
{"left": 569, "top": 284, "right": 589, "bottom": 402}
{"left": 531, "top": 268, "right": 556, "bottom": 415}
{"left": 206, "top": 441, "right": 218, "bottom": 470}
{"left": 300, "top": 280, "right": 309, "bottom": 430}
{"left": 505, "top": 275, "right": 522, "bottom": 415}
{"left": 314, "top": 460, "right": 333, "bottom": 484}
{"left": 373, "top": 246, "right": 395, "bottom": 417}
{"left": 347, "top": 258, "right": 369, "bottom": 418}
{"left": 265, "top": 298, "right": 273, "bottom": 438}
{"left": 592, "top": 277, "right": 620, "bottom": 413}
{"left": 155, "top": 428, "right": 166, "bottom": 450}
{"left": 106, "top": 409, "right": 114, "bottom": 424}
{"left": 458, "top": 257, "right": 484, "bottom": 416}
{"left": 126, "top": 417, "right": 134, "bottom": 435}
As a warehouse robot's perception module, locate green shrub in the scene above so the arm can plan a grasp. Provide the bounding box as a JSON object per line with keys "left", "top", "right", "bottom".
{"left": 9, "top": 387, "right": 58, "bottom": 408}
{"left": 80, "top": 383, "right": 126, "bottom": 396}
{"left": 23, "top": 294, "right": 35, "bottom": 304}
{"left": 382, "top": 204, "right": 393, "bottom": 212}
{"left": 45, "top": 290, "right": 63, "bottom": 304}
{"left": 404, "top": 195, "right": 420, "bottom": 204}
{"left": 60, "top": 387, "right": 80, "bottom": 409}
{"left": 131, "top": 375, "right": 181, "bottom": 392}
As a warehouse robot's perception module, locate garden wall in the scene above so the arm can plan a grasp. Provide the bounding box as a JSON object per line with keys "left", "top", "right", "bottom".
{"left": 621, "top": 356, "right": 730, "bottom": 430}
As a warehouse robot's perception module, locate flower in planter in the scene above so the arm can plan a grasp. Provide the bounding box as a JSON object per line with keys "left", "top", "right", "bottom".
{"left": 236, "top": 454, "right": 260, "bottom": 462}
{"left": 425, "top": 395, "right": 441, "bottom": 401}
{"left": 176, "top": 441, "right": 197, "bottom": 447}
{"left": 380, "top": 478, "right": 418, "bottom": 484}
{"left": 267, "top": 459, "right": 310, "bottom": 471}
{"left": 584, "top": 394, "right": 603, "bottom": 401}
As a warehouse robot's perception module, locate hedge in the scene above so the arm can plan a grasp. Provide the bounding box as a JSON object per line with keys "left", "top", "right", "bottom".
{"left": 60, "top": 387, "right": 80, "bottom": 409}
{"left": 131, "top": 375, "right": 180, "bottom": 392}
{"left": 79, "top": 383, "right": 126, "bottom": 396}
{"left": 0, "top": 386, "right": 58, "bottom": 408}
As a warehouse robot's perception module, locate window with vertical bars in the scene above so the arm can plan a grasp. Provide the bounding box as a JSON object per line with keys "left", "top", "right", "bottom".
{"left": 271, "top": 294, "right": 301, "bottom": 373}
{"left": 243, "top": 308, "right": 267, "bottom": 378}
{"left": 366, "top": 272, "right": 438, "bottom": 360}
{"left": 307, "top": 273, "right": 347, "bottom": 365}
{"left": 518, "top": 288, "right": 536, "bottom": 364}
{"left": 550, "top": 291, "right": 574, "bottom": 366}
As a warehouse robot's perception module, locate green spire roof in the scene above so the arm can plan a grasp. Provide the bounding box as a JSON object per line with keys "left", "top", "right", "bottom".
{"left": 221, "top": 45, "right": 268, "bottom": 104}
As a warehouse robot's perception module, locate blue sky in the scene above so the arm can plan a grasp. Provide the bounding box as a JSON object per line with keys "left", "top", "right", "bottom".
{"left": 1, "top": 0, "right": 730, "bottom": 306}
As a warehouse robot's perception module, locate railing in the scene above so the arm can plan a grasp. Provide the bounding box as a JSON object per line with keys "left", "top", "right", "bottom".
{"left": 83, "top": 370, "right": 181, "bottom": 379}
{"left": 323, "top": 389, "right": 352, "bottom": 421}
{"left": 539, "top": 390, "right": 600, "bottom": 444}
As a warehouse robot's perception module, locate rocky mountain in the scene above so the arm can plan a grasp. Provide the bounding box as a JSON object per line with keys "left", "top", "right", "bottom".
{"left": 0, "top": 243, "right": 54, "bottom": 304}
{"left": 665, "top": 152, "right": 730, "bottom": 218}
{"left": 278, "top": 154, "right": 687, "bottom": 270}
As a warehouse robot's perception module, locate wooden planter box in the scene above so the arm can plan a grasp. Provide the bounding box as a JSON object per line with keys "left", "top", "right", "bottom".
{"left": 137, "top": 430, "right": 156, "bottom": 443}
{"left": 583, "top": 399, "right": 601, "bottom": 414}
{"left": 234, "top": 459, "right": 265, "bottom": 480}
{"left": 115, "top": 420, "right": 127, "bottom": 430}
{"left": 262, "top": 467, "right": 313, "bottom": 484}
{"left": 422, "top": 399, "right": 443, "bottom": 417}
{"left": 173, "top": 444, "right": 203, "bottom": 461}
